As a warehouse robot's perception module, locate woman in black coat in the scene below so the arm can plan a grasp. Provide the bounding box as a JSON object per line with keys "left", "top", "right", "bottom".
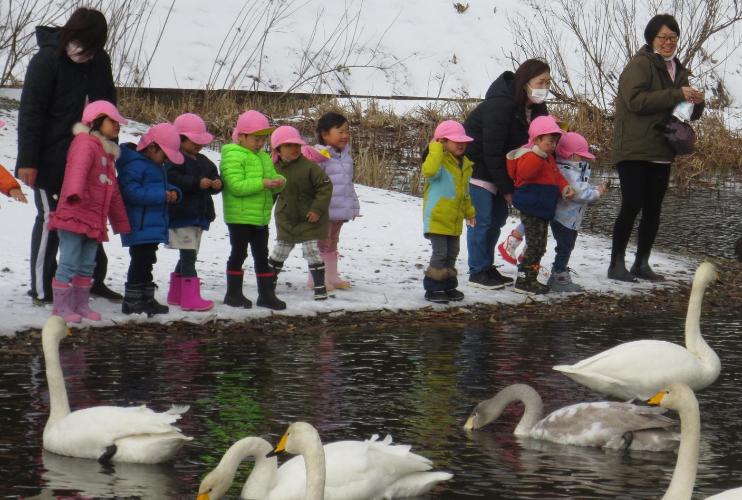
{"left": 16, "top": 8, "right": 121, "bottom": 303}
{"left": 463, "top": 59, "right": 551, "bottom": 289}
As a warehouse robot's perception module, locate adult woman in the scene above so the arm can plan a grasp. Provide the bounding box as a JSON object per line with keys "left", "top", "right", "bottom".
{"left": 16, "top": 8, "right": 122, "bottom": 303}
{"left": 609, "top": 14, "right": 704, "bottom": 281}
{"left": 463, "top": 59, "right": 551, "bottom": 289}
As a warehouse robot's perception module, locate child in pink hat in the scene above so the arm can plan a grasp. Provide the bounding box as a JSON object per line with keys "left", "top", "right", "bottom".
{"left": 48, "top": 100, "right": 131, "bottom": 323}
{"left": 269, "top": 125, "right": 333, "bottom": 301}
{"left": 0, "top": 119, "right": 28, "bottom": 206}
{"left": 421, "top": 120, "right": 476, "bottom": 304}
{"left": 116, "top": 122, "right": 183, "bottom": 317}
{"left": 221, "top": 110, "right": 287, "bottom": 310}
{"left": 165, "top": 113, "right": 222, "bottom": 312}
{"left": 548, "top": 131, "right": 606, "bottom": 292}
{"left": 505, "top": 115, "right": 575, "bottom": 295}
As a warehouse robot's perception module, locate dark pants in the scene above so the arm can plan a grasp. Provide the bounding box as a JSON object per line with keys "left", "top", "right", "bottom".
{"left": 521, "top": 214, "right": 548, "bottom": 268}
{"left": 611, "top": 161, "right": 671, "bottom": 260}
{"left": 127, "top": 243, "right": 159, "bottom": 284}
{"left": 175, "top": 249, "right": 198, "bottom": 277}
{"left": 226, "top": 223, "right": 270, "bottom": 274}
{"left": 550, "top": 220, "right": 578, "bottom": 272}
{"left": 428, "top": 234, "right": 460, "bottom": 269}
{"left": 29, "top": 187, "right": 109, "bottom": 300}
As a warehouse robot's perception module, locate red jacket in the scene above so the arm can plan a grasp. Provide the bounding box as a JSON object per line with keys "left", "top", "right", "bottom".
{"left": 48, "top": 124, "right": 130, "bottom": 242}
{"left": 0, "top": 165, "right": 20, "bottom": 196}
{"left": 506, "top": 146, "right": 569, "bottom": 220}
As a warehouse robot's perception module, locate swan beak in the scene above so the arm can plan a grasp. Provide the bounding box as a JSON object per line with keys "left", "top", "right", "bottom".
{"left": 647, "top": 391, "right": 667, "bottom": 406}
{"left": 266, "top": 431, "right": 288, "bottom": 457}
{"left": 196, "top": 493, "right": 209, "bottom": 500}
{"left": 463, "top": 416, "right": 475, "bottom": 430}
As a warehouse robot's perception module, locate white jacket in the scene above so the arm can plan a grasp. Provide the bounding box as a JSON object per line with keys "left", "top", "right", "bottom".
{"left": 553, "top": 159, "right": 601, "bottom": 230}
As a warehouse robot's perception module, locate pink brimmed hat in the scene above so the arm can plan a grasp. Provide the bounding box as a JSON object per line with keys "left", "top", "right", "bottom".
{"left": 137, "top": 123, "right": 184, "bottom": 164}
{"left": 232, "top": 110, "right": 274, "bottom": 141}
{"left": 270, "top": 126, "right": 306, "bottom": 162}
{"left": 174, "top": 113, "right": 214, "bottom": 145}
{"left": 82, "top": 100, "right": 128, "bottom": 126}
{"left": 433, "top": 120, "right": 473, "bottom": 142}
{"left": 555, "top": 131, "right": 595, "bottom": 160}
{"left": 526, "top": 115, "right": 564, "bottom": 146}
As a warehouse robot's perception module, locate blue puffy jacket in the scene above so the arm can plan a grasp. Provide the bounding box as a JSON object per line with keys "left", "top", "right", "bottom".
{"left": 116, "top": 144, "right": 181, "bottom": 247}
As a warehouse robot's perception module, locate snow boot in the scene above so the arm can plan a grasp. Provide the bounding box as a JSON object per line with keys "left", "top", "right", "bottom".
{"left": 514, "top": 264, "right": 549, "bottom": 295}
{"left": 423, "top": 266, "right": 450, "bottom": 304}
{"left": 444, "top": 268, "right": 464, "bottom": 301}
{"left": 268, "top": 258, "right": 284, "bottom": 287}
{"left": 630, "top": 254, "right": 665, "bottom": 281}
{"left": 122, "top": 282, "right": 147, "bottom": 315}
{"left": 256, "top": 273, "right": 286, "bottom": 310}
{"left": 167, "top": 272, "right": 182, "bottom": 305}
{"left": 180, "top": 277, "right": 214, "bottom": 312}
{"left": 71, "top": 276, "right": 101, "bottom": 321}
{"left": 308, "top": 263, "right": 329, "bottom": 300}
{"left": 224, "top": 270, "right": 252, "bottom": 308}
{"left": 52, "top": 279, "right": 82, "bottom": 324}
{"left": 142, "top": 282, "right": 169, "bottom": 316}
{"left": 547, "top": 268, "right": 583, "bottom": 293}
{"left": 607, "top": 252, "right": 637, "bottom": 282}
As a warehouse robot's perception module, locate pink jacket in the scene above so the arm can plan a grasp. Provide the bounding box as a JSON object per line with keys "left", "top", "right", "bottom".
{"left": 48, "top": 124, "right": 130, "bottom": 242}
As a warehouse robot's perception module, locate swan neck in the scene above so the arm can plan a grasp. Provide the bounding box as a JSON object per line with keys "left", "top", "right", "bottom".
{"left": 43, "top": 335, "right": 70, "bottom": 425}
{"left": 664, "top": 404, "right": 700, "bottom": 499}
{"left": 512, "top": 385, "right": 544, "bottom": 435}
{"left": 224, "top": 438, "right": 275, "bottom": 499}
{"left": 302, "top": 433, "right": 326, "bottom": 500}
{"left": 684, "top": 278, "right": 717, "bottom": 367}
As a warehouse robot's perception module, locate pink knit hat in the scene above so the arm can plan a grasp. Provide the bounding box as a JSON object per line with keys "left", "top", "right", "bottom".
{"left": 137, "top": 123, "right": 184, "bottom": 164}
{"left": 526, "top": 115, "right": 564, "bottom": 146}
{"left": 174, "top": 113, "right": 214, "bottom": 145}
{"left": 82, "top": 100, "right": 128, "bottom": 126}
{"left": 232, "top": 110, "right": 274, "bottom": 142}
{"left": 433, "top": 120, "right": 473, "bottom": 142}
{"left": 555, "top": 131, "right": 595, "bottom": 160}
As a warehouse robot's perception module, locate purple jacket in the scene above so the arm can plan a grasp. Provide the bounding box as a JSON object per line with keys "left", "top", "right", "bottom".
{"left": 314, "top": 144, "right": 360, "bottom": 221}
{"left": 48, "top": 124, "right": 130, "bottom": 242}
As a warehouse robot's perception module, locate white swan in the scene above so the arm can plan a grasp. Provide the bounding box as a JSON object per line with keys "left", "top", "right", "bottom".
{"left": 463, "top": 384, "right": 679, "bottom": 451}
{"left": 42, "top": 315, "right": 192, "bottom": 463}
{"left": 196, "top": 423, "right": 452, "bottom": 500}
{"left": 648, "top": 383, "right": 742, "bottom": 500}
{"left": 553, "top": 262, "right": 720, "bottom": 400}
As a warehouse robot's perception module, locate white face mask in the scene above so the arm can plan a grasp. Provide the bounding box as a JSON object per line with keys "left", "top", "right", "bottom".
{"left": 528, "top": 86, "right": 549, "bottom": 104}
{"left": 66, "top": 42, "right": 93, "bottom": 64}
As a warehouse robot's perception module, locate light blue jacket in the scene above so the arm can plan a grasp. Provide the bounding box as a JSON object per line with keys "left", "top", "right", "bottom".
{"left": 553, "top": 159, "right": 601, "bottom": 230}
{"left": 313, "top": 144, "right": 360, "bottom": 221}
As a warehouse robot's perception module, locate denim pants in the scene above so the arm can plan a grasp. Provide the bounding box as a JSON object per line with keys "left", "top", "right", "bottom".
{"left": 55, "top": 230, "right": 98, "bottom": 283}
{"left": 467, "top": 184, "right": 508, "bottom": 274}
{"left": 550, "top": 220, "right": 578, "bottom": 272}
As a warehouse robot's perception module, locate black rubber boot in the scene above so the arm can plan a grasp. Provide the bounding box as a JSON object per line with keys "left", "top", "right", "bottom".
{"left": 308, "top": 263, "right": 328, "bottom": 300}
{"left": 514, "top": 264, "right": 549, "bottom": 295}
{"left": 90, "top": 280, "right": 124, "bottom": 302}
{"left": 224, "top": 270, "right": 253, "bottom": 308}
{"left": 630, "top": 254, "right": 665, "bottom": 281}
{"left": 256, "top": 274, "right": 286, "bottom": 310}
{"left": 607, "top": 252, "right": 637, "bottom": 282}
{"left": 268, "top": 258, "right": 284, "bottom": 287}
{"left": 142, "top": 282, "right": 169, "bottom": 316}
{"left": 122, "top": 282, "right": 147, "bottom": 315}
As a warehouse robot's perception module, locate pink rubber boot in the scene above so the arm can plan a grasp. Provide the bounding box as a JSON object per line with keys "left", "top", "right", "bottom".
{"left": 180, "top": 277, "right": 214, "bottom": 311}
{"left": 71, "top": 276, "right": 102, "bottom": 321}
{"left": 323, "top": 251, "right": 350, "bottom": 289}
{"left": 52, "top": 279, "right": 82, "bottom": 324}
{"left": 167, "top": 272, "right": 182, "bottom": 305}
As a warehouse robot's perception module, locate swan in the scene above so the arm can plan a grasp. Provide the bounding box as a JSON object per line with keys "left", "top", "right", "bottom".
{"left": 648, "top": 383, "right": 742, "bottom": 500}
{"left": 196, "top": 422, "right": 452, "bottom": 500}
{"left": 553, "top": 262, "right": 720, "bottom": 400}
{"left": 42, "top": 315, "right": 192, "bottom": 463}
{"left": 463, "top": 384, "right": 679, "bottom": 451}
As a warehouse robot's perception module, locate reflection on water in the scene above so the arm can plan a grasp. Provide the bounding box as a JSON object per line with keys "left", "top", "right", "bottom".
{"left": 1, "top": 311, "right": 740, "bottom": 498}
{"left": 584, "top": 172, "right": 742, "bottom": 260}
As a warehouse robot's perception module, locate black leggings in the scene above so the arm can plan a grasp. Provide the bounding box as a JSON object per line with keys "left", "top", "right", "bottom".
{"left": 127, "top": 243, "right": 159, "bottom": 284}
{"left": 611, "top": 161, "right": 671, "bottom": 259}
{"left": 226, "top": 223, "right": 270, "bottom": 274}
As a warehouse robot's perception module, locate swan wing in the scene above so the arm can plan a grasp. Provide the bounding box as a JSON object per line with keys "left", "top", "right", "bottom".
{"left": 706, "top": 486, "right": 742, "bottom": 499}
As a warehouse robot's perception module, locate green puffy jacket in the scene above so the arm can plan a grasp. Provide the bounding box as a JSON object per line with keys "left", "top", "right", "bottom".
{"left": 274, "top": 155, "right": 332, "bottom": 243}
{"left": 422, "top": 141, "right": 475, "bottom": 236}
{"left": 219, "top": 143, "right": 285, "bottom": 225}
{"left": 612, "top": 46, "right": 704, "bottom": 165}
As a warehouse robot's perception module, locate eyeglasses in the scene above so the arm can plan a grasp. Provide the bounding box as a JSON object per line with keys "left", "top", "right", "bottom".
{"left": 655, "top": 34, "right": 679, "bottom": 43}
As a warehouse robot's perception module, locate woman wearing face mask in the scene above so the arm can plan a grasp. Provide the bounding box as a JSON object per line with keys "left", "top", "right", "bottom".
{"left": 463, "top": 59, "right": 551, "bottom": 290}
{"left": 608, "top": 14, "right": 704, "bottom": 282}
{"left": 16, "top": 8, "right": 121, "bottom": 305}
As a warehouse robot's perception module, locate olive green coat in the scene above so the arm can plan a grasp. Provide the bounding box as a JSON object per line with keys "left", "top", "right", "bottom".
{"left": 274, "top": 155, "right": 332, "bottom": 243}
{"left": 612, "top": 46, "right": 704, "bottom": 165}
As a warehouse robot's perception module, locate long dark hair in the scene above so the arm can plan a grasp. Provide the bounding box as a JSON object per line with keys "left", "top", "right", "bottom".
{"left": 513, "top": 59, "right": 551, "bottom": 108}
{"left": 57, "top": 8, "right": 108, "bottom": 59}
{"left": 316, "top": 112, "right": 348, "bottom": 145}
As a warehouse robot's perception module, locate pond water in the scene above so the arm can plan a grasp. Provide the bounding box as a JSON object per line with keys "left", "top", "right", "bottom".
{"left": 1, "top": 307, "right": 741, "bottom": 498}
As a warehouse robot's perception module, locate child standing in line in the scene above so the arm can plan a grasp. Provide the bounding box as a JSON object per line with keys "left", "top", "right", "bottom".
{"left": 166, "top": 113, "right": 222, "bottom": 312}
{"left": 221, "top": 110, "right": 287, "bottom": 310}
{"left": 421, "top": 120, "right": 476, "bottom": 304}
{"left": 549, "top": 132, "right": 606, "bottom": 292}
{"left": 269, "top": 125, "right": 333, "bottom": 301}
{"left": 308, "top": 112, "right": 360, "bottom": 290}
{"left": 0, "top": 119, "right": 28, "bottom": 205}
{"left": 506, "top": 115, "right": 575, "bottom": 295}
{"left": 47, "top": 101, "right": 130, "bottom": 322}
{"left": 117, "top": 123, "right": 183, "bottom": 316}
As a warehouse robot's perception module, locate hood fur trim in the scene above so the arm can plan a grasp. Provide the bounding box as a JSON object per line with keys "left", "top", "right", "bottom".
{"left": 72, "top": 122, "right": 121, "bottom": 160}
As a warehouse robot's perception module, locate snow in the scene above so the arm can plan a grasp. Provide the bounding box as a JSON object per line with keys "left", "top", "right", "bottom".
{"left": 0, "top": 105, "right": 693, "bottom": 337}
